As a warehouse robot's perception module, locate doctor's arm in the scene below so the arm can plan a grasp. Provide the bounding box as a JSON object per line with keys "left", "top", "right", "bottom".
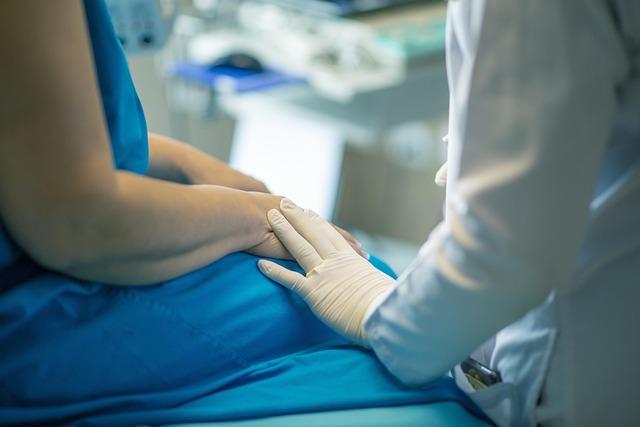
{"left": 365, "top": 1, "right": 626, "bottom": 384}
{"left": 0, "top": 0, "right": 287, "bottom": 285}
{"left": 260, "top": 1, "right": 625, "bottom": 384}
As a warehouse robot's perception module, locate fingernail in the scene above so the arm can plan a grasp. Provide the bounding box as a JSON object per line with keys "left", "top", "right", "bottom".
{"left": 267, "top": 209, "right": 281, "bottom": 222}
{"left": 257, "top": 260, "right": 270, "bottom": 273}
{"left": 280, "top": 198, "right": 296, "bottom": 210}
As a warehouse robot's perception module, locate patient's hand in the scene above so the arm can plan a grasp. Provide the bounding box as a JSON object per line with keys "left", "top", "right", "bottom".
{"left": 245, "top": 192, "right": 366, "bottom": 260}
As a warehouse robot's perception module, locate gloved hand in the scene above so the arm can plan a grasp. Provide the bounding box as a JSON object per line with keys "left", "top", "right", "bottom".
{"left": 434, "top": 134, "right": 448, "bottom": 187}
{"left": 435, "top": 161, "right": 448, "bottom": 187}
{"left": 257, "top": 199, "right": 395, "bottom": 346}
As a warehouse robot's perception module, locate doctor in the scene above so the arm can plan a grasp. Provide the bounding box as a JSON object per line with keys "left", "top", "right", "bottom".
{"left": 258, "top": 1, "right": 640, "bottom": 426}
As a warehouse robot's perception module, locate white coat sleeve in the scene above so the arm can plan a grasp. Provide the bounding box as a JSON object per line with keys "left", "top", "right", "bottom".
{"left": 365, "top": 0, "right": 628, "bottom": 385}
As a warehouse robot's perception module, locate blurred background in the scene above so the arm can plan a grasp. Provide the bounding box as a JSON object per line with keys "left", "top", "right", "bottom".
{"left": 114, "top": 0, "right": 449, "bottom": 272}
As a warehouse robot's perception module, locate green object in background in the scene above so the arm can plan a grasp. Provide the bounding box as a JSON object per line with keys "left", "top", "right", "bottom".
{"left": 375, "top": 18, "right": 446, "bottom": 59}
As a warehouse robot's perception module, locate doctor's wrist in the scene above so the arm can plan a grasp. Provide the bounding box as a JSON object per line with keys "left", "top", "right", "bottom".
{"left": 360, "top": 291, "right": 389, "bottom": 346}
{"left": 364, "top": 292, "right": 388, "bottom": 323}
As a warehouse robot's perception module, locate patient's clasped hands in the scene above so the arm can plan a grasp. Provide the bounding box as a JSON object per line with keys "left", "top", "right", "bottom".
{"left": 258, "top": 199, "right": 395, "bottom": 346}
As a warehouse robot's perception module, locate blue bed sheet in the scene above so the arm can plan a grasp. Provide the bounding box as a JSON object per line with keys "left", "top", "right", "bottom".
{"left": 170, "top": 402, "right": 492, "bottom": 427}
{"left": 0, "top": 253, "right": 491, "bottom": 426}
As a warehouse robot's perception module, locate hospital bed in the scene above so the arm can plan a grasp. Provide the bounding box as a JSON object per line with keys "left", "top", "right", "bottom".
{"left": 171, "top": 401, "right": 493, "bottom": 427}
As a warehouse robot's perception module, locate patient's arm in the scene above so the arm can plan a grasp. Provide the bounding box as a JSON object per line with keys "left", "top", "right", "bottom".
{"left": 143, "top": 133, "right": 367, "bottom": 261}
{"left": 0, "top": 0, "right": 286, "bottom": 285}
{"left": 146, "top": 132, "right": 270, "bottom": 192}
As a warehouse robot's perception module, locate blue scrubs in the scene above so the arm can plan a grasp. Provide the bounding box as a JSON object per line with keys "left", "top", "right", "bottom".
{"left": 0, "top": 2, "right": 490, "bottom": 426}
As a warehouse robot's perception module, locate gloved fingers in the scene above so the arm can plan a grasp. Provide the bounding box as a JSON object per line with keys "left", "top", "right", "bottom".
{"left": 267, "top": 209, "right": 322, "bottom": 273}
{"left": 257, "top": 260, "right": 308, "bottom": 296}
{"left": 435, "top": 134, "right": 448, "bottom": 187}
{"left": 280, "top": 199, "right": 338, "bottom": 257}
{"left": 304, "top": 209, "right": 362, "bottom": 256}
{"left": 435, "top": 161, "right": 448, "bottom": 187}
{"left": 322, "top": 222, "right": 357, "bottom": 253}
{"left": 303, "top": 208, "right": 355, "bottom": 253}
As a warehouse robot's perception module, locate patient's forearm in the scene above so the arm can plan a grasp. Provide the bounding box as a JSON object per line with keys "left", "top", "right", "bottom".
{"left": 67, "top": 238, "right": 238, "bottom": 285}
{"left": 145, "top": 133, "right": 270, "bottom": 192}
{"left": 146, "top": 133, "right": 195, "bottom": 184}
{"left": 39, "top": 171, "right": 269, "bottom": 285}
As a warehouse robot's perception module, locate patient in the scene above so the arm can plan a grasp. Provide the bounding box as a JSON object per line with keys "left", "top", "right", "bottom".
{"left": 0, "top": 1, "right": 486, "bottom": 425}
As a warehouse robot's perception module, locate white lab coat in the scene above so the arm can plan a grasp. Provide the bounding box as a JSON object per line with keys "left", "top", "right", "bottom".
{"left": 365, "top": 1, "right": 640, "bottom": 426}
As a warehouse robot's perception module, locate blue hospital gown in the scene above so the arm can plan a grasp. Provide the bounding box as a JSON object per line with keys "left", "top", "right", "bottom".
{"left": 0, "top": 1, "right": 489, "bottom": 425}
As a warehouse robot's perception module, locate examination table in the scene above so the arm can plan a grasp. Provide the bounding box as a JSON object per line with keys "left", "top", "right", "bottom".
{"left": 169, "top": 401, "right": 492, "bottom": 427}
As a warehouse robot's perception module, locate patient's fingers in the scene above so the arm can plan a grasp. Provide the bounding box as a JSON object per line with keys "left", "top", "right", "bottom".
{"left": 280, "top": 199, "right": 338, "bottom": 257}
{"left": 267, "top": 209, "right": 322, "bottom": 273}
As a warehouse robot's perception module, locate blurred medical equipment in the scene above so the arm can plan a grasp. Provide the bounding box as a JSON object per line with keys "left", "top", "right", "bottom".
{"left": 184, "top": 4, "right": 404, "bottom": 101}
{"left": 156, "top": 1, "right": 448, "bottom": 219}
{"left": 106, "top": 0, "right": 175, "bottom": 54}
{"left": 167, "top": 0, "right": 446, "bottom": 102}
{"left": 259, "top": 0, "right": 427, "bottom": 17}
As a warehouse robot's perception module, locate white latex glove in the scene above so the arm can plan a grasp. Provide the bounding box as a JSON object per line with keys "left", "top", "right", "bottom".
{"left": 257, "top": 199, "right": 395, "bottom": 346}
{"left": 434, "top": 134, "right": 448, "bottom": 187}
{"left": 434, "top": 162, "right": 448, "bottom": 187}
